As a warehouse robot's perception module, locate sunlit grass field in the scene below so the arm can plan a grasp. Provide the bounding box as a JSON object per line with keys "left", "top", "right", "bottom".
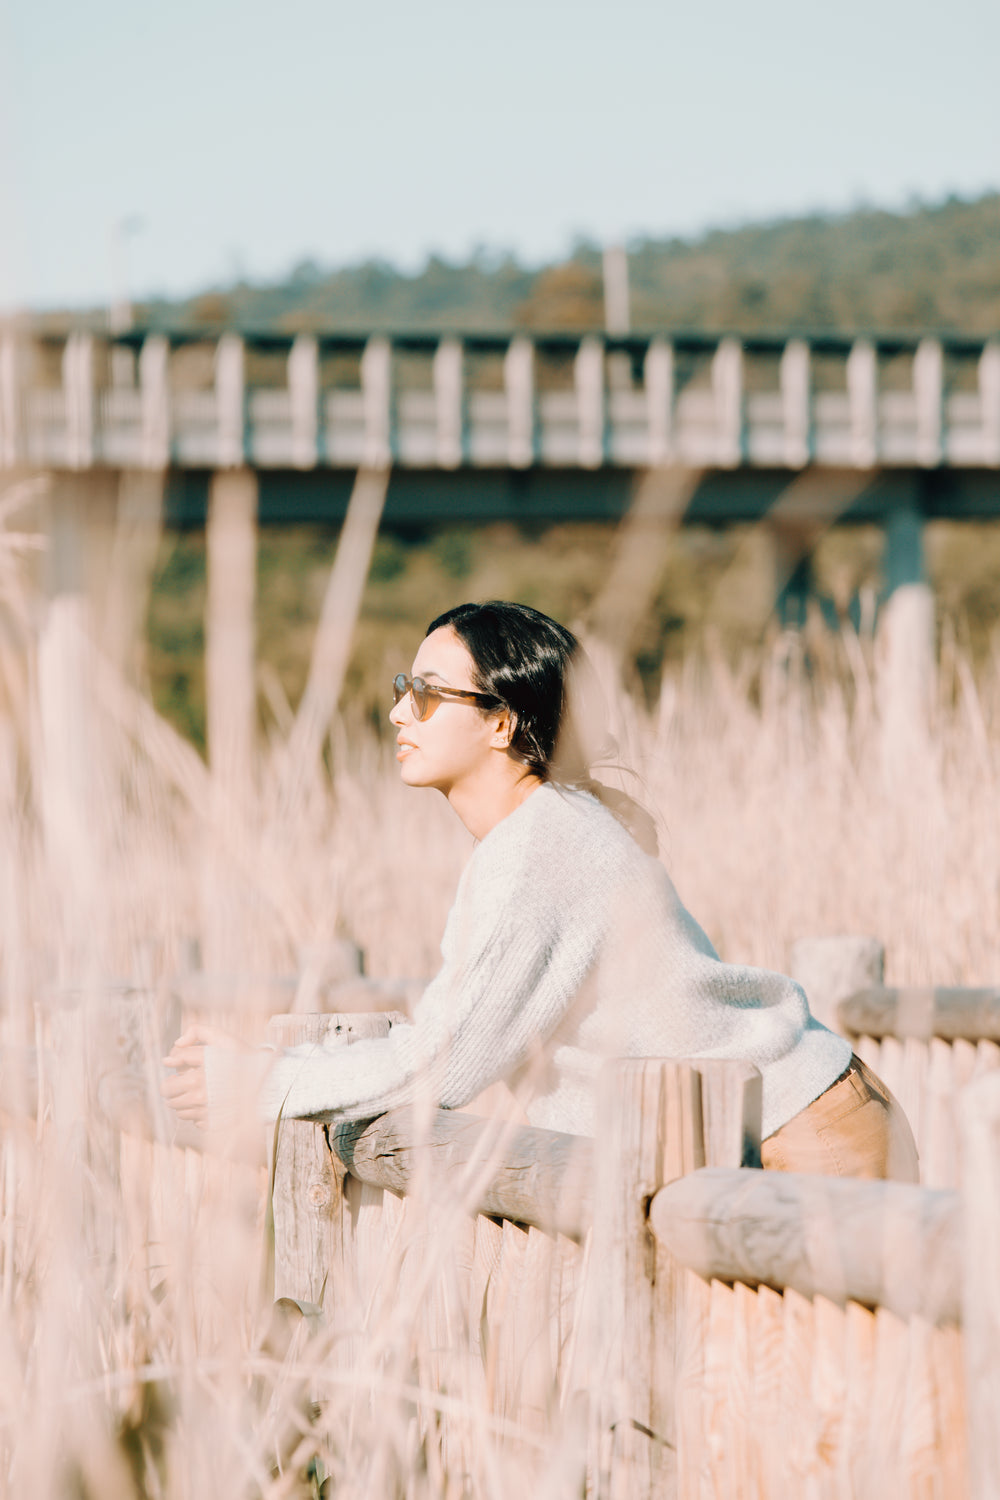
{"left": 0, "top": 495, "right": 998, "bottom": 1496}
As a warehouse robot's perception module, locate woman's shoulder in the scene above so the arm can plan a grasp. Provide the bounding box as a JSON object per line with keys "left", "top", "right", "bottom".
{"left": 483, "top": 781, "right": 643, "bottom": 875}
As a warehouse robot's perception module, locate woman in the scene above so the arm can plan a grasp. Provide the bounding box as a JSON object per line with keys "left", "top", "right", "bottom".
{"left": 163, "top": 600, "right": 918, "bottom": 1181}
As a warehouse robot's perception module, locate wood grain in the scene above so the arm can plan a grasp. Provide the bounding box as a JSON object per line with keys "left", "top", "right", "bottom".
{"left": 839, "top": 986, "right": 1000, "bottom": 1042}
{"left": 329, "top": 1106, "right": 592, "bottom": 1241}
{"left": 585, "top": 1060, "right": 704, "bottom": 1498}
{"left": 650, "top": 1168, "right": 960, "bottom": 1323}
{"left": 267, "top": 1012, "right": 396, "bottom": 1309}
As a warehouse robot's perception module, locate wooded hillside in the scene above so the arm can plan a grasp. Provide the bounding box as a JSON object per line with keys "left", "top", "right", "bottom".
{"left": 124, "top": 192, "right": 1000, "bottom": 337}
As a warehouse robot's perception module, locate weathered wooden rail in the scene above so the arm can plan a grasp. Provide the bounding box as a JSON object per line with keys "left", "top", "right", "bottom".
{"left": 652, "top": 1167, "right": 960, "bottom": 1322}
{"left": 330, "top": 1108, "right": 592, "bottom": 1241}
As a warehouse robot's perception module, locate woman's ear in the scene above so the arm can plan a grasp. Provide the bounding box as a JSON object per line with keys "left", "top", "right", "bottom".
{"left": 490, "top": 708, "right": 517, "bottom": 750}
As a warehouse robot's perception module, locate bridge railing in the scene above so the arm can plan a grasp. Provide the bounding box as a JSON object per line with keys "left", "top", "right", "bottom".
{"left": 2, "top": 329, "right": 999, "bottom": 472}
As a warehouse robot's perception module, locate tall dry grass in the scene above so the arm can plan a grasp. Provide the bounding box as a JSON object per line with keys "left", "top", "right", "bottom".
{"left": 0, "top": 488, "right": 998, "bottom": 1496}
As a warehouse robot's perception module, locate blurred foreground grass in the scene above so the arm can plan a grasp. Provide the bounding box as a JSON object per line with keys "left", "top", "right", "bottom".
{"left": 2, "top": 501, "right": 999, "bottom": 1496}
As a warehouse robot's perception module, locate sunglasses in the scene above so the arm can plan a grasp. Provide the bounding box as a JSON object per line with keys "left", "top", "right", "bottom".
{"left": 392, "top": 673, "right": 499, "bottom": 722}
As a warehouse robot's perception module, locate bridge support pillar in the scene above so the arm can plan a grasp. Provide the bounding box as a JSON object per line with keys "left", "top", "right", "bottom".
{"left": 878, "top": 486, "right": 934, "bottom": 740}
{"left": 206, "top": 468, "right": 258, "bottom": 798}
{"left": 38, "top": 471, "right": 119, "bottom": 976}
{"left": 203, "top": 467, "right": 258, "bottom": 970}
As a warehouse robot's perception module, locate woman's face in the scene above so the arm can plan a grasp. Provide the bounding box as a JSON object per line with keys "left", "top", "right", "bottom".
{"left": 389, "top": 626, "right": 506, "bottom": 796}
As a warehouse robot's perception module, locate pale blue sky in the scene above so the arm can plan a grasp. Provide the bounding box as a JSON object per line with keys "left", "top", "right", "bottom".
{"left": 2, "top": 0, "right": 998, "bottom": 311}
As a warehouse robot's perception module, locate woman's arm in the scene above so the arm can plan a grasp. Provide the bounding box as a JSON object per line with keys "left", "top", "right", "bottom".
{"left": 195, "top": 804, "right": 606, "bottom": 1128}
{"left": 161, "top": 1024, "right": 272, "bottom": 1129}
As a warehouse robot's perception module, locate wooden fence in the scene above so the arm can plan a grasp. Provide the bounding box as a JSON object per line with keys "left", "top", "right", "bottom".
{"left": 789, "top": 935, "right": 1000, "bottom": 1192}
{"left": 28, "top": 936, "right": 1000, "bottom": 1498}
{"left": 261, "top": 1009, "right": 998, "bottom": 1499}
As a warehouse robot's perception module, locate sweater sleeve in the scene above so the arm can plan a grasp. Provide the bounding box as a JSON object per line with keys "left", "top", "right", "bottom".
{"left": 215, "top": 797, "right": 606, "bottom": 1126}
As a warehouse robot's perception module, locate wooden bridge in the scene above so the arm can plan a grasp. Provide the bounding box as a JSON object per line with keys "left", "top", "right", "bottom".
{"left": 2, "top": 327, "right": 998, "bottom": 527}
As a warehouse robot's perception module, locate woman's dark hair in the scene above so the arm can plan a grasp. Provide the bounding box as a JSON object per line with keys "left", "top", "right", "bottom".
{"left": 426, "top": 600, "right": 657, "bottom": 853}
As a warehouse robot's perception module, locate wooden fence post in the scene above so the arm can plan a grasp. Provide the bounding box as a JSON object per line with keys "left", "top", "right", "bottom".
{"left": 674, "top": 1061, "right": 761, "bottom": 1500}
{"left": 959, "top": 1070, "right": 1000, "bottom": 1499}
{"left": 585, "top": 1057, "right": 761, "bottom": 1499}
{"left": 789, "top": 934, "right": 885, "bottom": 1037}
{"left": 265, "top": 1012, "right": 395, "bottom": 1310}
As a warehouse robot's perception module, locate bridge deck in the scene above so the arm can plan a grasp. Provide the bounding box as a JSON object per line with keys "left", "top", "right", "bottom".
{"left": 160, "top": 464, "right": 999, "bottom": 529}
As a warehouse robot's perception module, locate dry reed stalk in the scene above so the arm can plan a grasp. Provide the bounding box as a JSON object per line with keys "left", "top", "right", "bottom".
{"left": 276, "top": 465, "right": 389, "bottom": 822}
{"left": 588, "top": 466, "right": 701, "bottom": 660}
{"left": 2, "top": 467, "right": 1000, "bottom": 1495}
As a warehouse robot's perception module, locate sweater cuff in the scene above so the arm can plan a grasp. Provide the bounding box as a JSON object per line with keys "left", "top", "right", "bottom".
{"left": 203, "top": 1045, "right": 276, "bottom": 1134}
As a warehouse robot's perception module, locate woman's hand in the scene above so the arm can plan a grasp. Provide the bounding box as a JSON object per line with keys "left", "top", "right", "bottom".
{"left": 161, "top": 1024, "right": 251, "bottom": 1129}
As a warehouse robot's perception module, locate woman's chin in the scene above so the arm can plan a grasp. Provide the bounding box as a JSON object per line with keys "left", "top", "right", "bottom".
{"left": 398, "top": 756, "right": 429, "bottom": 786}
{"left": 398, "top": 760, "right": 446, "bottom": 794}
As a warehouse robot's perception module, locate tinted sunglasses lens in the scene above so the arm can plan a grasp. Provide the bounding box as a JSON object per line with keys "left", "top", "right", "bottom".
{"left": 410, "top": 677, "right": 429, "bottom": 719}
{"left": 392, "top": 675, "right": 429, "bottom": 720}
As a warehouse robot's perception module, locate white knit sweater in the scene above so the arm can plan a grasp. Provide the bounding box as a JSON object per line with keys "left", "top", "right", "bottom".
{"left": 212, "top": 784, "right": 851, "bottom": 1140}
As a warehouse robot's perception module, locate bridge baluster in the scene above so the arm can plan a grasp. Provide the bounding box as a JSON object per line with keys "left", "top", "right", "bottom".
{"left": 139, "top": 336, "right": 170, "bottom": 470}
{"left": 644, "top": 338, "right": 674, "bottom": 466}
{"left": 712, "top": 337, "right": 743, "bottom": 468}
{"left": 0, "top": 335, "right": 20, "bottom": 469}
{"left": 361, "top": 336, "right": 392, "bottom": 468}
{"left": 504, "top": 337, "right": 534, "bottom": 468}
{"left": 980, "top": 341, "right": 1000, "bottom": 467}
{"left": 215, "top": 334, "right": 245, "bottom": 468}
{"left": 434, "top": 338, "right": 463, "bottom": 469}
{"left": 780, "top": 339, "right": 811, "bottom": 469}
{"left": 288, "top": 336, "right": 319, "bottom": 469}
{"left": 12, "top": 327, "right": 1000, "bottom": 481}
{"left": 575, "top": 336, "right": 605, "bottom": 469}
{"left": 63, "top": 334, "right": 94, "bottom": 470}
{"left": 847, "top": 339, "right": 878, "bottom": 468}
{"left": 914, "top": 338, "right": 944, "bottom": 468}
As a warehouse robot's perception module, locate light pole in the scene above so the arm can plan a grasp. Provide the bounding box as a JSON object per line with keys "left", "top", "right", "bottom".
{"left": 108, "top": 216, "right": 145, "bottom": 385}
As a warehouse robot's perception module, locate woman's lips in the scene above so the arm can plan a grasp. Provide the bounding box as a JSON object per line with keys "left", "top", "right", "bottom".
{"left": 396, "top": 740, "right": 416, "bottom": 760}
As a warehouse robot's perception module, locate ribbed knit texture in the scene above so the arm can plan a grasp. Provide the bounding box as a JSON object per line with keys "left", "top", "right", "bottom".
{"left": 208, "top": 783, "right": 851, "bottom": 1140}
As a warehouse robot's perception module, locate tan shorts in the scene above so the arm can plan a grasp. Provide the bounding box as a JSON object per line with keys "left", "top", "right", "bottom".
{"left": 761, "top": 1054, "right": 920, "bottom": 1182}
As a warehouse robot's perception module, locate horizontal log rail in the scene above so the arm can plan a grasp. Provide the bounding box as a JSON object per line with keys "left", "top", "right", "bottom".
{"left": 839, "top": 986, "right": 1000, "bottom": 1042}
{"left": 328, "top": 1106, "right": 593, "bottom": 1242}
{"left": 650, "top": 1165, "right": 960, "bottom": 1323}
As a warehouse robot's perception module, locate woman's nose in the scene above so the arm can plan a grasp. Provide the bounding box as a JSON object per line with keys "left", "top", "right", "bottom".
{"left": 389, "top": 695, "right": 409, "bottom": 727}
